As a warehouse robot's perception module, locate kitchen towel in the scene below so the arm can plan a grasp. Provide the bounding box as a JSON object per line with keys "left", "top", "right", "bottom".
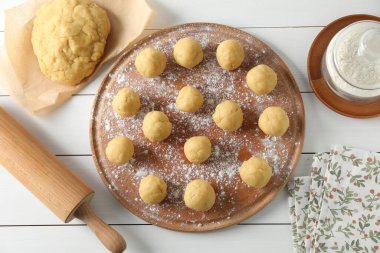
{"left": 288, "top": 145, "right": 380, "bottom": 253}
{"left": 288, "top": 177, "right": 311, "bottom": 253}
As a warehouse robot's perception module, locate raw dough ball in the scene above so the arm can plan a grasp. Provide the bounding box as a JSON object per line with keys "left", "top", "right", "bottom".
{"left": 184, "top": 179, "right": 215, "bottom": 211}
{"left": 216, "top": 39, "right": 245, "bottom": 70}
{"left": 135, "top": 48, "right": 166, "bottom": 77}
{"left": 246, "top": 64, "right": 277, "bottom": 95}
{"left": 112, "top": 88, "right": 141, "bottom": 116}
{"left": 173, "top": 37, "right": 203, "bottom": 68}
{"left": 258, "top": 106, "right": 289, "bottom": 137}
{"left": 239, "top": 156, "right": 272, "bottom": 188}
{"left": 143, "top": 111, "right": 172, "bottom": 142}
{"left": 176, "top": 86, "right": 204, "bottom": 112}
{"left": 31, "top": 0, "right": 111, "bottom": 85}
{"left": 105, "top": 137, "right": 134, "bottom": 164}
{"left": 139, "top": 175, "right": 167, "bottom": 204}
{"left": 212, "top": 100, "right": 243, "bottom": 131}
{"left": 184, "top": 136, "right": 212, "bottom": 164}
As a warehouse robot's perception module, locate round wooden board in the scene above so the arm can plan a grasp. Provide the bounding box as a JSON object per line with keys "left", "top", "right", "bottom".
{"left": 308, "top": 14, "right": 380, "bottom": 118}
{"left": 90, "top": 23, "right": 305, "bottom": 232}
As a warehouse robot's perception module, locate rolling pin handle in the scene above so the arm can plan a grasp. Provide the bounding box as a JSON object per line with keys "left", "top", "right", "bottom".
{"left": 75, "top": 203, "right": 126, "bottom": 253}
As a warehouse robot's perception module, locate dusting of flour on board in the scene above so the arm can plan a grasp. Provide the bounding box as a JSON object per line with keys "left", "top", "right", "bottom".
{"left": 91, "top": 23, "right": 304, "bottom": 230}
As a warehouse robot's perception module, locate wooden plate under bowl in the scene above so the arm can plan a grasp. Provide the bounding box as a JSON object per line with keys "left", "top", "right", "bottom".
{"left": 90, "top": 23, "right": 305, "bottom": 232}
{"left": 308, "top": 14, "right": 380, "bottom": 118}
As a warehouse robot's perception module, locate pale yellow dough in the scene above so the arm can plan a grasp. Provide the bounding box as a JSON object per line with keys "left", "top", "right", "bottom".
{"left": 258, "top": 106, "right": 289, "bottom": 137}
{"left": 173, "top": 37, "right": 203, "bottom": 68}
{"left": 184, "top": 179, "right": 215, "bottom": 211}
{"left": 239, "top": 156, "right": 272, "bottom": 188}
{"left": 246, "top": 64, "right": 277, "bottom": 95}
{"left": 31, "top": 0, "right": 111, "bottom": 85}
{"left": 105, "top": 137, "right": 134, "bottom": 164}
{"left": 212, "top": 100, "right": 243, "bottom": 131}
{"left": 135, "top": 48, "right": 166, "bottom": 77}
{"left": 216, "top": 39, "right": 245, "bottom": 70}
{"left": 142, "top": 111, "right": 172, "bottom": 142}
{"left": 139, "top": 175, "right": 167, "bottom": 204}
{"left": 112, "top": 88, "right": 141, "bottom": 116}
{"left": 184, "top": 136, "right": 212, "bottom": 164}
{"left": 176, "top": 86, "right": 204, "bottom": 112}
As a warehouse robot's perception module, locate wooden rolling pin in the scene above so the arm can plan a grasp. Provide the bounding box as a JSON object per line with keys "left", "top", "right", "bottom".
{"left": 0, "top": 107, "right": 126, "bottom": 253}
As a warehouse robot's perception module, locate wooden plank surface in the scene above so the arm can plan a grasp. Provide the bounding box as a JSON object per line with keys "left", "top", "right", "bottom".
{"left": 0, "top": 225, "right": 293, "bottom": 253}
{"left": 0, "top": 0, "right": 379, "bottom": 252}
{"left": 0, "top": 0, "right": 380, "bottom": 30}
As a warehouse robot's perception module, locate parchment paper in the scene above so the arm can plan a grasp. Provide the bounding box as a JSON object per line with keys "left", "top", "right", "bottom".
{"left": 0, "top": 0, "right": 152, "bottom": 114}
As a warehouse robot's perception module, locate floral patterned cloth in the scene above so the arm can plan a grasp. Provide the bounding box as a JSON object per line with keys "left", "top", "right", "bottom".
{"left": 288, "top": 177, "right": 311, "bottom": 253}
{"left": 305, "top": 153, "right": 330, "bottom": 253}
{"left": 288, "top": 180, "right": 299, "bottom": 251}
{"left": 288, "top": 145, "right": 380, "bottom": 253}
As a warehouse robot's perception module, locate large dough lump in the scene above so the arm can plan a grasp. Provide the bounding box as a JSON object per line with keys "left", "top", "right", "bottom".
{"left": 31, "top": 0, "right": 111, "bottom": 85}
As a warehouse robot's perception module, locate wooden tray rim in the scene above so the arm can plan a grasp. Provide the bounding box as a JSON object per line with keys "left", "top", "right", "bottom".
{"left": 90, "top": 22, "right": 305, "bottom": 232}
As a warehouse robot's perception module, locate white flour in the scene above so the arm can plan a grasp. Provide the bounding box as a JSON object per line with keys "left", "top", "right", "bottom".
{"left": 324, "top": 21, "right": 380, "bottom": 99}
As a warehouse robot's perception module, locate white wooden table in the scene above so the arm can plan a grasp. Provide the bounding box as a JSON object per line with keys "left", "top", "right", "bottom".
{"left": 0, "top": 1, "right": 379, "bottom": 252}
